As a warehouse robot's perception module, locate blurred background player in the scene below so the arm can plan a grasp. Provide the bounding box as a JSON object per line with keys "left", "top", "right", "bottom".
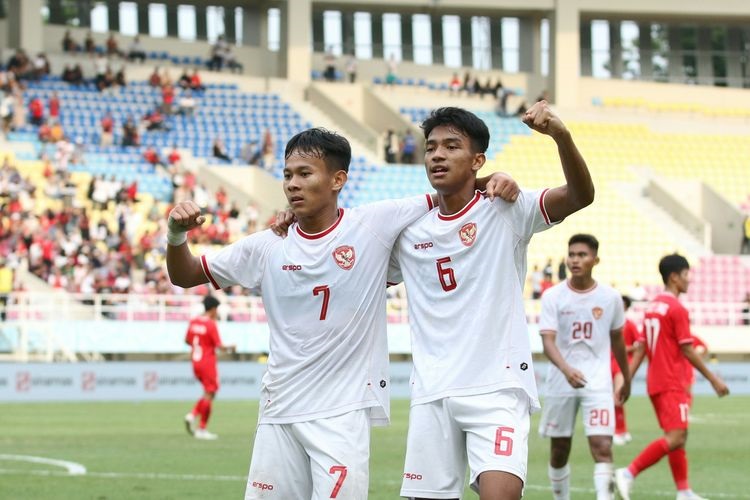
{"left": 616, "top": 254, "right": 729, "bottom": 500}
{"left": 538, "top": 233, "right": 630, "bottom": 500}
{"left": 391, "top": 103, "right": 594, "bottom": 500}
{"left": 613, "top": 295, "right": 639, "bottom": 445}
{"left": 184, "top": 295, "right": 235, "bottom": 440}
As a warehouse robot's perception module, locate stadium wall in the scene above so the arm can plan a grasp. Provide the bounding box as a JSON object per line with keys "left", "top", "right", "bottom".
{"left": 1, "top": 361, "right": 748, "bottom": 402}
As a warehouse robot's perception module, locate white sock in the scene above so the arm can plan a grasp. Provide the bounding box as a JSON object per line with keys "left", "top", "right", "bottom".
{"left": 548, "top": 464, "right": 570, "bottom": 500}
{"left": 594, "top": 462, "right": 614, "bottom": 500}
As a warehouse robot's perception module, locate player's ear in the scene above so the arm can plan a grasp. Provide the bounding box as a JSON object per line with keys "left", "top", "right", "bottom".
{"left": 331, "top": 169, "right": 348, "bottom": 192}
{"left": 471, "top": 152, "right": 486, "bottom": 173}
{"left": 594, "top": 255, "right": 600, "bottom": 266}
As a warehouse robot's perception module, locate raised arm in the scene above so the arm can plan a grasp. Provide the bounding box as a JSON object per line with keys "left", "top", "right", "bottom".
{"left": 522, "top": 101, "right": 594, "bottom": 223}
{"left": 166, "top": 201, "right": 209, "bottom": 288}
{"left": 610, "top": 327, "right": 631, "bottom": 405}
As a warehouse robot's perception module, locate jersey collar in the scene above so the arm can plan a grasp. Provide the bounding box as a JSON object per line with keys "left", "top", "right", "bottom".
{"left": 437, "top": 191, "right": 482, "bottom": 221}
{"left": 296, "top": 208, "right": 345, "bottom": 240}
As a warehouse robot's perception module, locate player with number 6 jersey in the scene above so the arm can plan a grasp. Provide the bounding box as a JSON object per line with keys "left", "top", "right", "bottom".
{"left": 537, "top": 234, "right": 629, "bottom": 500}
{"left": 389, "top": 105, "right": 595, "bottom": 500}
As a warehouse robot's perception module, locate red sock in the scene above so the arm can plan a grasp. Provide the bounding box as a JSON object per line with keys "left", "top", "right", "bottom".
{"left": 628, "top": 437, "right": 670, "bottom": 477}
{"left": 615, "top": 405, "right": 627, "bottom": 434}
{"left": 668, "top": 448, "right": 689, "bottom": 491}
{"left": 192, "top": 398, "right": 204, "bottom": 417}
{"left": 200, "top": 398, "right": 212, "bottom": 429}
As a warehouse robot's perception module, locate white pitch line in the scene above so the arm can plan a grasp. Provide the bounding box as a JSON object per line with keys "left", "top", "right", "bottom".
{"left": 0, "top": 455, "right": 86, "bottom": 475}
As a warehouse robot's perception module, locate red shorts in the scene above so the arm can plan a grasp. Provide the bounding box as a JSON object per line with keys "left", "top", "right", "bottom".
{"left": 650, "top": 390, "right": 690, "bottom": 431}
{"left": 193, "top": 363, "right": 218, "bottom": 393}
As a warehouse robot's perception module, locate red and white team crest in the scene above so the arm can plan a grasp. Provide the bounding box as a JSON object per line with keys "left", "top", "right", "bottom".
{"left": 458, "top": 222, "right": 477, "bottom": 247}
{"left": 333, "top": 245, "right": 356, "bottom": 270}
{"left": 592, "top": 307, "right": 603, "bottom": 319}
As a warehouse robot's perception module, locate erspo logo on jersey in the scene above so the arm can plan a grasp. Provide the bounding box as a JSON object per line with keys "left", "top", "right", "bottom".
{"left": 403, "top": 472, "right": 423, "bottom": 480}
{"left": 414, "top": 241, "right": 433, "bottom": 250}
{"left": 459, "top": 222, "right": 477, "bottom": 247}
{"left": 332, "top": 245, "right": 355, "bottom": 270}
{"left": 251, "top": 481, "right": 274, "bottom": 491}
{"left": 281, "top": 264, "right": 302, "bottom": 271}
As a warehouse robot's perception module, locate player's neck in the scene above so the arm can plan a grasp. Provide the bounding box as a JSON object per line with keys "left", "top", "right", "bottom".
{"left": 437, "top": 185, "right": 477, "bottom": 216}
{"left": 664, "top": 285, "right": 681, "bottom": 297}
{"left": 568, "top": 275, "right": 595, "bottom": 291}
{"left": 297, "top": 206, "right": 341, "bottom": 235}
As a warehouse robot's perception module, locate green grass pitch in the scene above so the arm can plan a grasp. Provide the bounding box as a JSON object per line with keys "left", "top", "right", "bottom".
{"left": 2, "top": 396, "right": 748, "bottom": 499}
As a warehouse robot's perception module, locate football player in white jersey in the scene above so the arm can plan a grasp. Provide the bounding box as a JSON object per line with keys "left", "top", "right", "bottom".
{"left": 165, "top": 128, "right": 519, "bottom": 499}
{"left": 537, "top": 234, "right": 630, "bottom": 500}
{"left": 389, "top": 104, "right": 595, "bottom": 500}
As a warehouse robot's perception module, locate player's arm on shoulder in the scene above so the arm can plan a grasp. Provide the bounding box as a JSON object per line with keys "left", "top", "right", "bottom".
{"left": 610, "top": 327, "right": 630, "bottom": 404}
{"left": 476, "top": 171, "right": 520, "bottom": 202}
{"left": 680, "top": 343, "right": 729, "bottom": 397}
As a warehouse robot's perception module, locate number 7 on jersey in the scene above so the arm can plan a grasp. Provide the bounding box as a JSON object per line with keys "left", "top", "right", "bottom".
{"left": 313, "top": 285, "right": 330, "bottom": 320}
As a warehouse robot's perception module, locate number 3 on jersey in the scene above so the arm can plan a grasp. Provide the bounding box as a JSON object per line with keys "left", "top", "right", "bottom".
{"left": 436, "top": 257, "right": 457, "bottom": 292}
{"left": 313, "top": 285, "right": 330, "bottom": 320}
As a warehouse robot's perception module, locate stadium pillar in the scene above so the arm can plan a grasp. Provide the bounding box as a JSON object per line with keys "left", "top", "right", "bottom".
{"left": 726, "top": 26, "right": 743, "bottom": 88}
{"left": 282, "top": 0, "right": 311, "bottom": 83}
{"left": 549, "top": 2, "right": 580, "bottom": 107}
{"left": 667, "top": 24, "right": 683, "bottom": 83}
{"left": 489, "top": 17, "right": 503, "bottom": 70}
{"left": 579, "top": 20, "right": 592, "bottom": 76}
{"left": 519, "top": 16, "right": 542, "bottom": 75}
{"left": 696, "top": 26, "right": 713, "bottom": 86}
{"left": 371, "top": 12, "right": 384, "bottom": 60}
{"left": 48, "top": 0, "right": 65, "bottom": 25}
{"left": 136, "top": 0, "right": 149, "bottom": 35}
{"left": 342, "top": 10, "right": 355, "bottom": 56}
{"left": 401, "top": 14, "right": 413, "bottom": 62}
{"left": 431, "top": 14, "right": 444, "bottom": 65}
{"left": 196, "top": 5, "right": 207, "bottom": 41}
{"left": 242, "top": 5, "right": 266, "bottom": 48}
{"left": 78, "top": 0, "right": 91, "bottom": 28}
{"left": 6, "top": 0, "right": 43, "bottom": 53}
{"left": 224, "top": 7, "right": 237, "bottom": 43}
{"left": 460, "top": 16, "right": 473, "bottom": 68}
{"left": 638, "top": 22, "right": 653, "bottom": 80}
{"left": 165, "top": 4, "right": 177, "bottom": 38}
{"left": 312, "top": 10, "right": 324, "bottom": 53}
{"left": 609, "top": 20, "right": 623, "bottom": 79}
{"left": 107, "top": 0, "right": 120, "bottom": 32}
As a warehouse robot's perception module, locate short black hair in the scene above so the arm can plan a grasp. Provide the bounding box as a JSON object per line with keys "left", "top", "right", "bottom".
{"left": 421, "top": 107, "right": 489, "bottom": 154}
{"left": 622, "top": 295, "right": 632, "bottom": 310}
{"left": 203, "top": 295, "right": 220, "bottom": 312}
{"left": 658, "top": 254, "right": 689, "bottom": 285}
{"left": 284, "top": 128, "right": 350, "bottom": 173}
{"left": 568, "top": 233, "right": 599, "bottom": 255}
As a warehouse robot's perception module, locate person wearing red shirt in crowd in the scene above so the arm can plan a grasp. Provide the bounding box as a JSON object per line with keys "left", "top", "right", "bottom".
{"left": 48, "top": 92, "right": 60, "bottom": 121}
{"left": 616, "top": 254, "right": 729, "bottom": 500}
{"left": 161, "top": 83, "right": 175, "bottom": 115}
{"left": 100, "top": 112, "right": 114, "bottom": 146}
{"left": 143, "top": 146, "right": 160, "bottom": 166}
{"left": 184, "top": 295, "right": 235, "bottom": 440}
{"left": 29, "top": 97, "right": 44, "bottom": 126}
{"left": 612, "top": 295, "right": 639, "bottom": 445}
{"left": 167, "top": 146, "right": 181, "bottom": 166}
{"left": 189, "top": 69, "right": 205, "bottom": 92}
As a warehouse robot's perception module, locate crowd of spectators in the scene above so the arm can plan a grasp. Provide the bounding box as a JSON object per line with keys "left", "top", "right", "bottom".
{"left": 383, "top": 129, "right": 417, "bottom": 164}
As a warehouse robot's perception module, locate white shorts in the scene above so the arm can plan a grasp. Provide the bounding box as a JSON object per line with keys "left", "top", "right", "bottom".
{"left": 245, "top": 409, "right": 371, "bottom": 499}
{"left": 538, "top": 393, "right": 615, "bottom": 438}
{"left": 400, "top": 388, "right": 531, "bottom": 499}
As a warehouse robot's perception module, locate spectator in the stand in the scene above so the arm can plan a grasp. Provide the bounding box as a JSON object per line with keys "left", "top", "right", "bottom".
{"left": 148, "top": 67, "right": 162, "bottom": 87}
{"left": 11, "top": 89, "right": 26, "bottom": 131}
{"left": 28, "top": 96, "right": 44, "bottom": 126}
{"left": 345, "top": 54, "right": 357, "bottom": 83}
{"left": 122, "top": 116, "right": 139, "bottom": 146}
{"left": 449, "top": 72, "right": 461, "bottom": 95}
{"left": 557, "top": 257, "right": 567, "bottom": 282}
{"left": 49, "top": 121, "right": 64, "bottom": 143}
{"left": 743, "top": 292, "right": 750, "bottom": 325}
{"left": 167, "top": 146, "right": 182, "bottom": 166}
{"left": 38, "top": 120, "right": 52, "bottom": 143}
{"left": 106, "top": 33, "right": 123, "bottom": 58}
{"left": 62, "top": 30, "right": 79, "bottom": 53}
{"left": 240, "top": 140, "right": 261, "bottom": 165}
{"left": 32, "top": 53, "right": 50, "bottom": 80}
{"left": 385, "top": 53, "right": 398, "bottom": 86}
{"left": 189, "top": 69, "right": 205, "bottom": 92}
{"left": 224, "top": 47, "right": 243, "bottom": 74}
{"left": 143, "top": 107, "right": 168, "bottom": 131}
{"left": 100, "top": 112, "right": 114, "bottom": 146}
{"left": 84, "top": 31, "right": 96, "bottom": 55}
{"left": 1, "top": 92, "right": 14, "bottom": 135}
{"left": 0, "top": 257, "right": 14, "bottom": 319}
{"left": 127, "top": 36, "right": 147, "bottom": 63}
{"left": 400, "top": 130, "right": 416, "bottom": 164}
{"left": 384, "top": 129, "right": 398, "bottom": 163}
{"left": 261, "top": 129, "right": 275, "bottom": 169}
{"left": 212, "top": 137, "right": 232, "bottom": 162}
{"left": 115, "top": 67, "right": 127, "bottom": 88}
{"left": 178, "top": 69, "right": 191, "bottom": 89}
{"left": 323, "top": 46, "right": 337, "bottom": 81}
{"left": 208, "top": 35, "right": 228, "bottom": 71}
{"left": 48, "top": 92, "right": 60, "bottom": 122}
{"left": 540, "top": 271, "right": 554, "bottom": 296}
{"left": 7, "top": 50, "right": 31, "bottom": 80}
{"left": 94, "top": 53, "right": 108, "bottom": 88}
{"left": 177, "top": 89, "right": 196, "bottom": 116}
{"left": 143, "top": 146, "right": 162, "bottom": 167}
{"left": 161, "top": 83, "right": 175, "bottom": 114}
{"left": 63, "top": 64, "right": 84, "bottom": 86}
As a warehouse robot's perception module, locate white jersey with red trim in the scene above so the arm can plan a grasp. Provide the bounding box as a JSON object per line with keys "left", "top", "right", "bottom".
{"left": 390, "top": 189, "right": 555, "bottom": 411}
{"left": 202, "top": 195, "right": 431, "bottom": 426}
{"left": 539, "top": 281, "right": 625, "bottom": 396}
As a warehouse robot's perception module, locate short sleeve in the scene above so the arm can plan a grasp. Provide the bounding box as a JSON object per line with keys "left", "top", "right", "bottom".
{"left": 201, "top": 229, "right": 280, "bottom": 290}
{"left": 499, "top": 188, "right": 557, "bottom": 240}
{"left": 673, "top": 305, "right": 693, "bottom": 345}
{"left": 611, "top": 294, "right": 626, "bottom": 331}
{"left": 386, "top": 245, "right": 403, "bottom": 286}
{"left": 538, "top": 291, "right": 558, "bottom": 334}
{"left": 355, "top": 194, "right": 432, "bottom": 245}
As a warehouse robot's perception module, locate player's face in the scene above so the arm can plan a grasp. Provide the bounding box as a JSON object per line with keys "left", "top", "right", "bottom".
{"left": 566, "top": 242, "right": 599, "bottom": 278}
{"left": 675, "top": 268, "right": 690, "bottom": 293}
{"left": 424, "top": 125, "right": 485, "bottom": 194}
{"left": 283, "top": 151, "right": 345, "bottom": 219}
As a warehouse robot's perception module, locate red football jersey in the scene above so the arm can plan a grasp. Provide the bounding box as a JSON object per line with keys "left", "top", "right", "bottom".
{"left": 185, "top": 316, "right": 221, "bottom": 367}
{"left": 637, "top": 293, "right": 693, "bottom": 396}
{"left": 682, "top": 334, "right": 708, "bottom": 386}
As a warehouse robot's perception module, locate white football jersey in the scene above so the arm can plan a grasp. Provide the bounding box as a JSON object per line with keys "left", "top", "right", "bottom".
{"left": 390, "top": 189, "right": 555, "bottom": 411}
{"left": 202, "top": 195, "right": 431, "bottom": 426}
{"left": 539, "top": 281, "right": 625, "bottom": 395}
